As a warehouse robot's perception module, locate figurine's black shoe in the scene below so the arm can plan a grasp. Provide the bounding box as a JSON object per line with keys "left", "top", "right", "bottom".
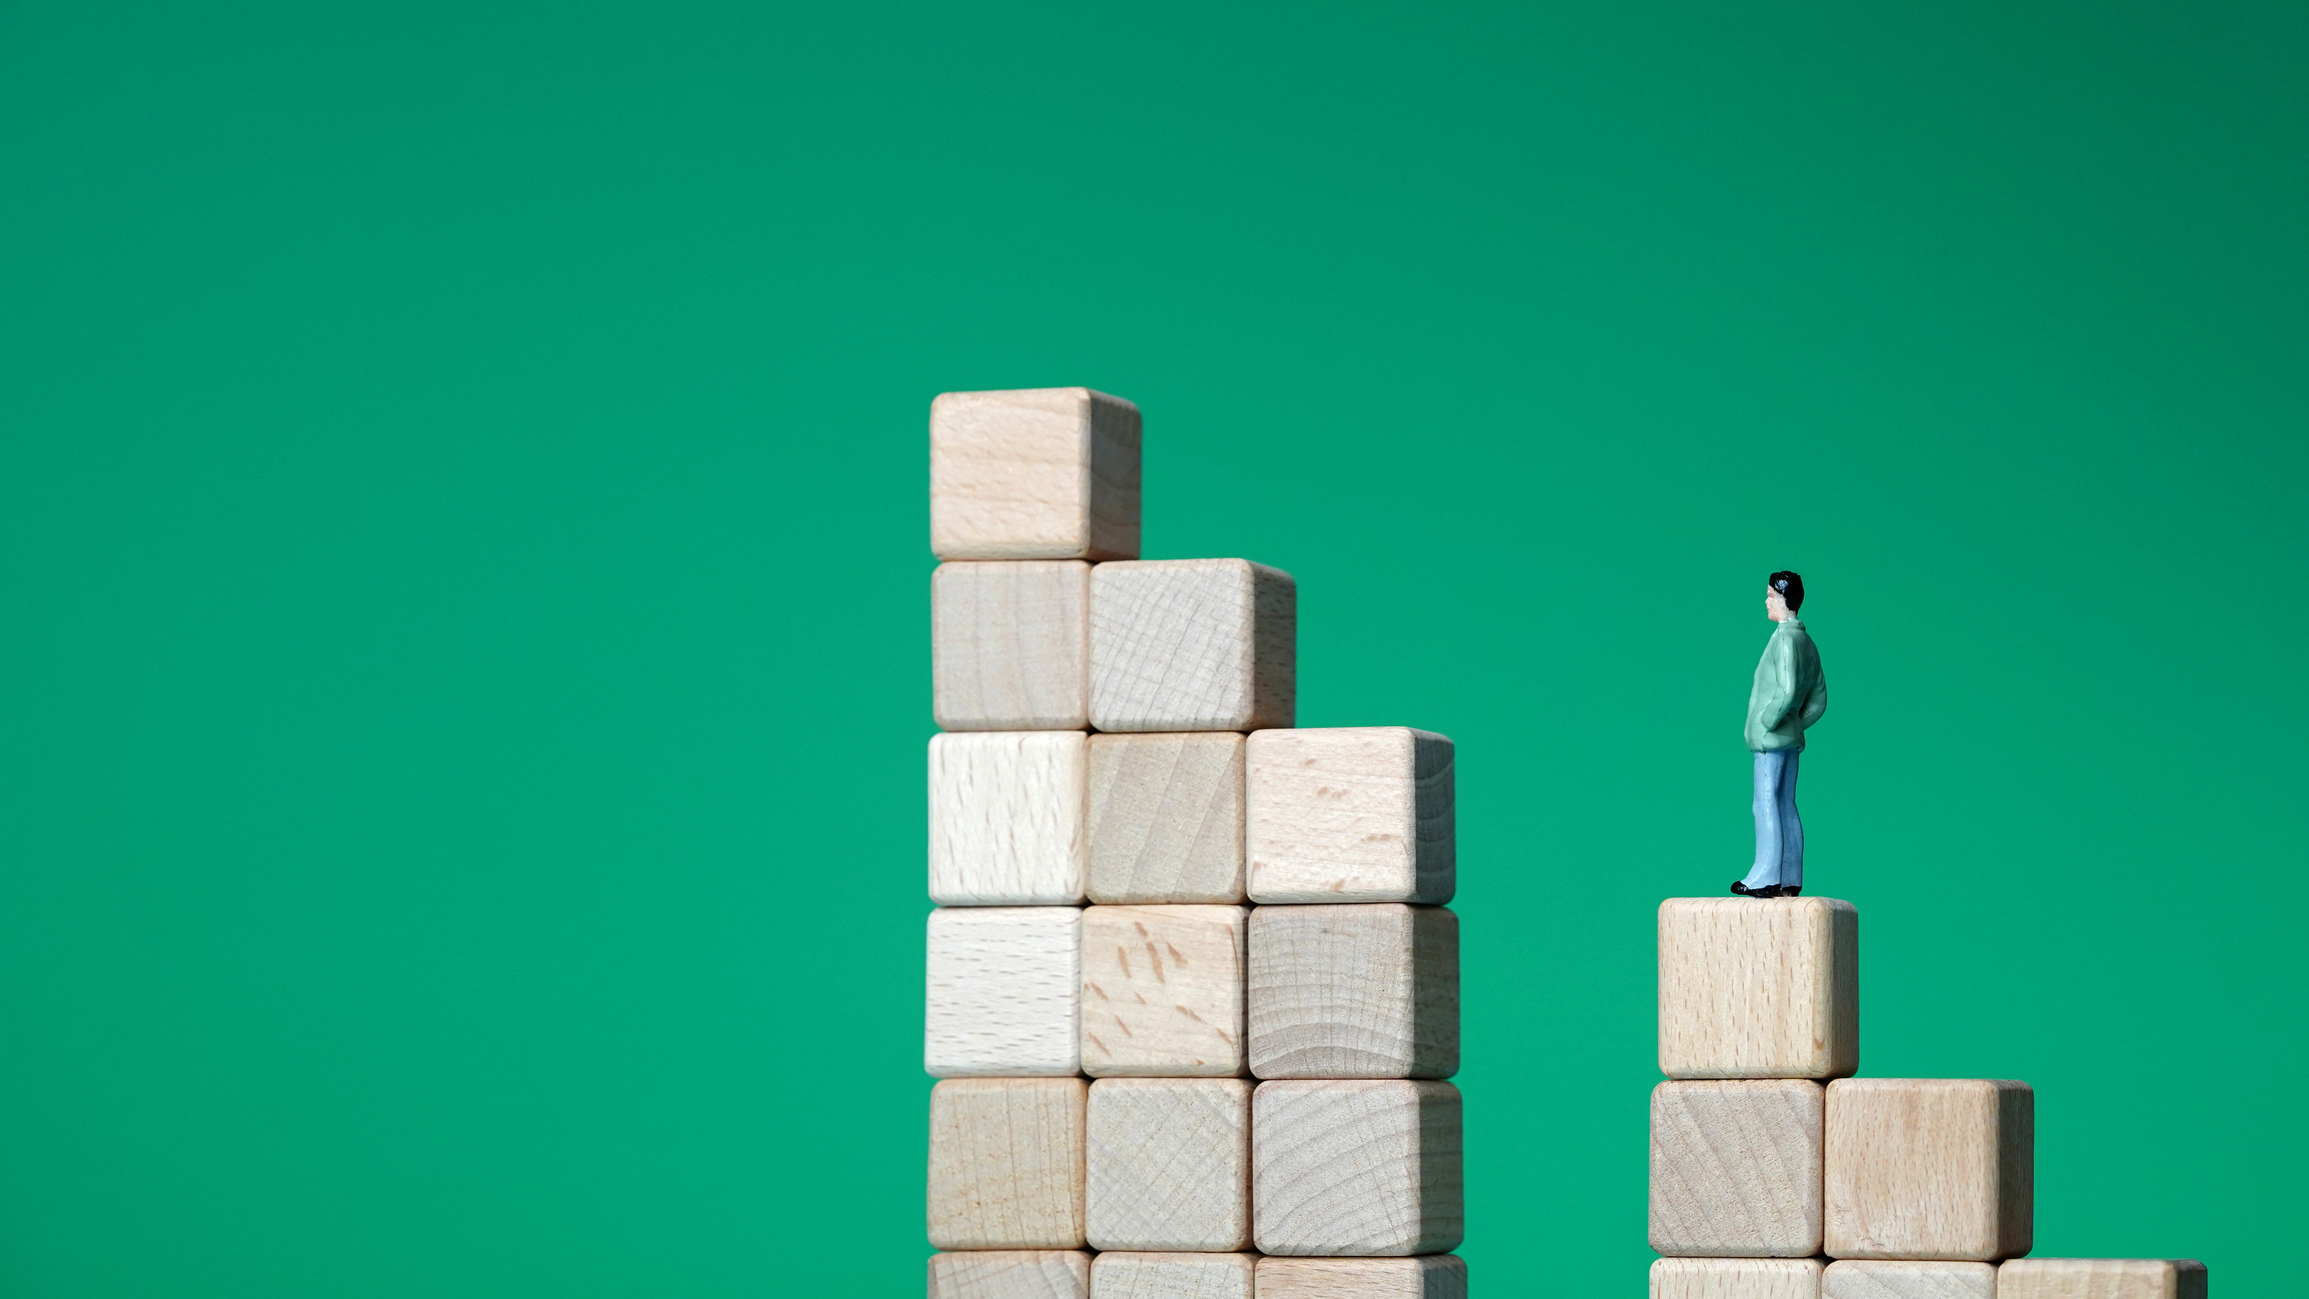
{"left": 1780, "top": 886, "right": 1802, "bottom": 897}
{"left": 1730, "top": 881, "right": 1776, "bottom": 897}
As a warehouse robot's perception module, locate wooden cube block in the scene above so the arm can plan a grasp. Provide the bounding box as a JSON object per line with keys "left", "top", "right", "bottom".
{"left": 1087, "top": 733, "right": 1246, "bottom": 904}
{"left": 930, "top": 387, "right": 1141, "bottom": 562}
{"left": 1255, "top": 1256, "right": 1469, "bottom": 1299}
{"left": 1245, "top": 728, "right": 1454, "bottom": 904}
{"left": 934, "top": 560, "right": 1090, "bottom": 731}
{"left": 1086, "top": 1078, "right": 1252, "bottom": 1251}
{"left": 1248, "top": 904, "right": 1457, "bottom": 1080}
{"left": 1650, "top": 1079, "right": 1823, "bottom": 1257}
{"left": 928, "top": 1078, "right": 1088, "bottom": 1249}
{"left": 931, "top": 1251, "right": 1093, "bottom": 1299}
{"left": 931, "top": 732, "right": 1088, "bottom": 905}
{"left": 1650, "top": 1258, "right": 1823, "bottom": 1299}
{"left": 1658, "top": 896, "right": 1858, "bottom": 1080}
{"left": 1997, "top": 1260, "right": 2207, "bottom": 1299}
{"left": 1089, "top": 559, "right": 1295, "bottom": 732}
{"left": 1824, "top": 1079, "right": 2033, "bottom": 1261}
{"left": 1081, "top": 905, "right": 1248, "bottom": 1076}
{"left": 926, "top": 906, "right": 1081, "bottom": 1077}
{"left": 1822, "top": 1260, "right": 1996, "bottom": 1298}
{"left": 1092, "top": 1253, "right": 1257, "bottom": 1299}
{"left": 1251, "top": 1080, "right": 1463, "bottom": 1256}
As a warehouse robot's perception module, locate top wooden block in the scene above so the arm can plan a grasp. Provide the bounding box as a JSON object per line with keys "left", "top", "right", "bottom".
{"left": 931, "top": 388, "right": 1141, "bottom": 561}
{"left": 1658, "top": 897, "right": 1858, "bottom": 1079}
{"left": 1090, "top": 560, "right": 1296, "bottom": 732}
{"left": 1998, "top": 1260, "right": 2207, "bottom": 1299}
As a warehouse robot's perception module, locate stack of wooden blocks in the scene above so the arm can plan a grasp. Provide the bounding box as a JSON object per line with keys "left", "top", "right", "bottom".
{"left": 923, "top": 388, "right": 1467, "bottom": 1299}
{"left": 1650, "top": 897, "right": 2206, "bottom": 1299}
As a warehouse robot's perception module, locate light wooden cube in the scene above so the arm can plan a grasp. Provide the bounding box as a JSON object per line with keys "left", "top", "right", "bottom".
{"left": 933, "top": 560, "right": 1090, "bottom": 731}
{"left": 930, "top": 732, "right": 1088, "bottom": 905}
{"left": 1087, "top": 733, "right": 1246, "bottom": 904}
{"left": 930, "top": 387, "right": 1141, "bottom": 562}
{"left": 926, "top": 906, "right": 1081, "bottom": 1077}
{"left": 1086, "top": 1078, "right": 1252, "bottom": 1251}
{"left": 1255, "top": 1256, "right": 1469, "bottom": 1299}
{"left": 1650, "top": 1258, "right": 1824, "bottom": 1299}
{"left": 1082, "top": 905, "right": 1248, "bottom": 1076}
{"left": 1251, "top": 1080, "right": 1463, "bottom": 1256}
{"left": 1246, "top": 728, "right": 1454, "bottom": 904}
{"left": 1248, "top": 904, "right": 1457, "bottom": 1080}
{"left": 1824, "top": 1078, "right": 2034, "bottom": 1261}
{"left": 1658, "top": 896, "right": 1858, "bottom": 1079}
{"left": 1091, "top": 1253, "right": 1257, "bottom": 1299}
{"left": 1822, "top": 1260, "right": 1996, "bottom": 1298}
{"left": 1998, "top": 1260, "right": 2207, "bottom": 1299}
{"left": 1089, "top": 559, "right": 1295, "bottom": 732}
{"left": 928, "top": 1078, "right": 1088, "bottom": 1249}
{"left": 1650, "top": 1079, "right": 1823, "bottom": 1257}
{"left": 931, "top": 1251, "right": 1094, "bottom": 1299}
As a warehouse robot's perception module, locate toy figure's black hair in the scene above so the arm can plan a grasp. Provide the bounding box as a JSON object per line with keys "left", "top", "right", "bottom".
{"left": 1769, "top": 571, "right": 1805, "bottom": 613}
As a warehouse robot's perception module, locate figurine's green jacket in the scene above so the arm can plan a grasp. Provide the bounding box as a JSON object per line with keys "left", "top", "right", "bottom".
{"left": 1746, "top": 618, "right": 1826, "bottom": 752}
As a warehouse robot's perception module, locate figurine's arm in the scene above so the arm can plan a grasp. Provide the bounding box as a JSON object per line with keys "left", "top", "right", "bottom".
{"left": 1751, "top": 637, "right": 1799, "bottom": 734}
{"left": 1798, "top": 665, "right": 1827, "bottom": 729}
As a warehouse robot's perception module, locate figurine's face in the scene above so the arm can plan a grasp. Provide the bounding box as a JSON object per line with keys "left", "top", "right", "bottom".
{"left": 1765, "top": 587, "right": 1791, "bottom": 621}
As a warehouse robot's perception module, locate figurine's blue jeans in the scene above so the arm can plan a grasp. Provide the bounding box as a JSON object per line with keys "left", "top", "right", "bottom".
{"left": 1741, "top": 749, "right": 1803, "bottom": 890}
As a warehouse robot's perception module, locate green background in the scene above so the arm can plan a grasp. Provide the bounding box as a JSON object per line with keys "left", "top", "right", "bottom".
{"left": 3, "top": 0, "right": 2301, "bottom": 1293}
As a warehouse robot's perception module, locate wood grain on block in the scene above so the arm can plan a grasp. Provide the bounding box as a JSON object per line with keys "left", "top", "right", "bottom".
{"left": 933, "top": 560, "right": 1090, "bottom": 731}
{"left": 928, "top": 1079, "right": 1088, "bottom": 1249}
{"left": 931, "top": 732, "right": 1088, "bottom": 905}
{"left": 1246, "top": 728, "right": 1454, "bottom": 905}
{"left": 931, "top": 1252, "right": 1093, "bottom": 1299}
{"left": 1251, "top": 1080, "right": 1463, "bottom": 1257}
{"left": 1822, "top": 1260, "right": 1997, "bottom": 1299}
{"left": 1091, "top": 1253, "right": 1256, "bottom": 1299}
{"left": 1254, "top": 1256, "right": 1469, "bottom": 1299}
{"left": 1998, "top": 1260, "right": 2208, "bottom": 1299}
{"left": 1088, "top": 733, "right": 1246, "bottom": 904}
{"left": 1650, "top": 1258, "right": 1824, "bottom": 1299}
{"left": 926, "top": 907, "right": 1081, "bottom": 1077}
{"left": 930, "top": 387, "right": 1141, "bottom": 562}
{"left": 1082, "top": 905, "right": 1248, "bottom": 1077}
{"left": 1248, "top": 904, "right": 1457, "bottom": 1080}
{"left": 1086, "top": 1078, "right": 1252, "bottom": 1252}
{"left": 1658, "top": 896, "right": 1858, "bottom": 1079}
{"left": 1824, "top": 1078, "right": 2033, "bottom": 1261}
{"left": 1650, "top": 1079, "right": 1823, "bottom": 1257}
{"left": 1089, "top": 559, "right": 1295, "bottom": 732}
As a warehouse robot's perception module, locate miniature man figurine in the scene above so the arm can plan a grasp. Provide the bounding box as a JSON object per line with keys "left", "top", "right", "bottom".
{"left": 1732, "top": 571, "right": 1826, "bottom": 898}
